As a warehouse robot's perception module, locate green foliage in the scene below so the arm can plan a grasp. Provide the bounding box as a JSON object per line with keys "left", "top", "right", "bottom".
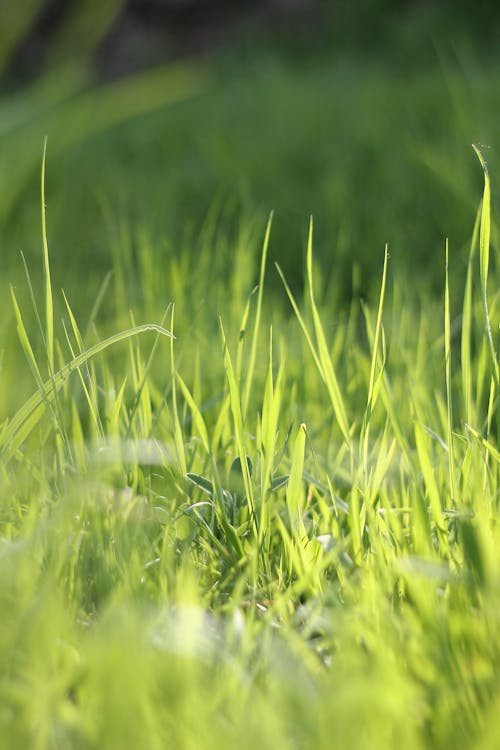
{"left": 2, "top": 22, "right": 500, "bottom": 748}
{"left": 1, "top": 139, "right": 500, "bottom": 748}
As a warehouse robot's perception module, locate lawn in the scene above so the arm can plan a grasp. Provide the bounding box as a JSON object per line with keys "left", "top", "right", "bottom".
{"left": 1, "top": 13, "right": 500, "bottom": 749}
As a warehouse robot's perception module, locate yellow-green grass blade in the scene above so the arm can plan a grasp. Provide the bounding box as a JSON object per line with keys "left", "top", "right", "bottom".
{"left": 235, "top": 292, "right": 253, "bottom": 388}
{"left": 169, "top": 306, "right": 187, "bottom": 477}
{"left": 220, "top": 320, "right": 257, "bottom": 532}
{"left": 444, "top": 240, "right": 457, "bottom": 502}
{"left": 175, "top": 373, "right": 210, "bottom": 454}
{"left": 10, "top": 285, "right": 44, "bottom": 392}
{"left": 286, "top": 422, "right": 307, "bottom": 532}
{"left": 461, "top": 204, "right": 481, "bottom": 427}
{"left": 360, "top": 246, "right": 388, "bottom": 488}
{"left": 306, "top": 218, "right": 350, "bottom": 446}
{"left": 366, "top": 245, "right": 389, "bottom": 414}
{"left": 414, "top": 421, "right": 448, "bottom": 553}
{"left": 0, "top": 323, "right": 173, "bottom": 461}
{"left": 243, "top": 211, "right": 273, "bottom": 417}
{"left": 275, "top": 262, "right": 323, "bottom": 376}
{"left": 62, "top": 290, "right": 103, "bottom": 438}
{"left": 125, "top": 306, "right": 171, "bottom": 439}
{"left": 467, "top": 424, "right": 500, "bottom": 464}
{"left": 41, "top": 138, "right": 54, "bottom": 375}
{"left": 473, "top": 144, "right": 499, "bottom": 387}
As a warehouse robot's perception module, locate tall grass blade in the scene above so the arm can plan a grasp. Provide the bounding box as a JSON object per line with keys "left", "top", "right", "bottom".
{"left": 243, "top": 211, "right": 273, "bottom": 417}
{"left": 306, "top": 218, "right": 350, "bottom": 446}
{"left": 444, "top": 240, "right": 456, "bottom": 502}
{"left": 286, "top": 423, "right": 307, "bottom": 531}
{"left": 220, "top": 320, "right": 257, "bottom": 532}
{"left": 41, "top": 138, "right": 54, "bottom": 375}
{"left": 461, "top": 205, "right": 481, "bottom": 427}
{"left": 472, "top": 144, "right": 499, "bottom": 387}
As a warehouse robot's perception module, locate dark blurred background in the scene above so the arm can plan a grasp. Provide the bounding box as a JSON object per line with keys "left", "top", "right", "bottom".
{"left": 4, "top": 0, "right": 500, "bottom": 81}
{"left": 1, "top": 0, "right": 500, "bottom": 311}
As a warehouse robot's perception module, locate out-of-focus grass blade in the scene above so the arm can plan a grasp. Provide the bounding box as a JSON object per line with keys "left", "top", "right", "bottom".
{"left": 175, "top": 373, "right": 210, "bottom": 454}
{"left": 414, "top": 421, "right": 448, "bottom": 553}
{"left": 0, "top": 62, "right": 210, "bottom": 223}
{"left": 41, "top": 139, "right": 54, "bottom": 375}
{"left": 243, "top": 211, "right": 273, "bottom": 417}
{"left": 169, "top": 306, "right": 187, "bottom": 477}
{"left": 444, "top": 240, "right": 456, "bottom": 501}
{"left": 0, "top": 323, "right": 173, "bottom": 461}
{"left": 286, "top": 423, "right": 306, "bottom": 531}
{"left": 220, "top": 320, "right": 256, "bottom": 531}
{"left": 467, "top": 425, "right": 500, "bottom": 464}
{"left": 472, "top": 144, "right": 499, "bottom": 387}
{"left": 366, "top": 245, "right": 388, "bottom": 413}
{"left": 10, "top": 286, "right": 43, "bottom": 392}
{"left": 306, "top": 218, "right": 350, "bottom": 446}
{"left": 461, "top": 205, "right": 481, "bottom": 427}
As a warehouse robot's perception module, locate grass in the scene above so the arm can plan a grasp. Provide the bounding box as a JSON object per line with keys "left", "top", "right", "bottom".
{"left": 2, "top": 48, "right": 500, "bottom": 307}
{"left": 2, "top": 24, "right": 500, "bottom": 747}
{"left": 0, "top": 134, "right": 500, "bottom": 749}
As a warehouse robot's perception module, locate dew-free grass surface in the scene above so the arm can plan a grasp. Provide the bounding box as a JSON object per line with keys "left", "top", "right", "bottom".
{"left": 1, "top": 139, "right": 500, "bottom": 749}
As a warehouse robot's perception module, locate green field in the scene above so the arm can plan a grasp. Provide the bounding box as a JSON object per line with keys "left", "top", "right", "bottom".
{"left": 2, "top": 18, "right": 500, "bottom": 749}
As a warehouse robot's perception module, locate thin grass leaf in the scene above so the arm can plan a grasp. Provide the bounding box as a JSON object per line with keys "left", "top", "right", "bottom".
{"left": 41, "top": 138, "right": 54, "bottom": 375}
{"left": 306, "top": 218, "right": 350, "bottom": 445}
{"left": 169, "top": 305, "right": 187, "bottom": 476}
{"left": 367, "top": 245, "right": 389, "bottom": 412}
{"left": 461, "top": 205, "right": 481, "bottom": 427}
{"left": 243, "top": 211, "right": 273, "bottom": 417}
{"left": 10, "top": 285, "right": 44, "bottom": 391}
{"left": 414, "top": 421, "right": 448, "bottom": 553}
{"left": 62, "top": 291, "right": 103, "bottom": 437}
{"left": 286, "top": 422, "right": 307, "bottom": 531}
{"left": 220, "top": 320, "right": 257, "bottom": 532}
{"left": 444, "top": 240, "right": 457, "bottom": 502}
{"left": 472, "top": 144, "right": 499, "bottom": 387}
{"left": 0, "top": 323, "right": 173, "bottom": 461}
{"left": 175, "top": 373, "right": 210, "bottom": 454}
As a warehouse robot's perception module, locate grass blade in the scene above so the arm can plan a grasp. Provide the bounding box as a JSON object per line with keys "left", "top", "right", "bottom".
{"left": 0, "top": 323, "right": 173, "bottom": 461}
{"left": 243, "top": 211, "right": 273, "bottom": 417}
{"left": 472, "top": 144, "right": 499, "bottom": 387}
{"left": 41, "top": 138, "right": 54, "bottom": 375}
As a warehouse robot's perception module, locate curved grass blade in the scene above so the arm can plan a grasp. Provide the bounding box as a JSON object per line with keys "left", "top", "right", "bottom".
{"left": 0, "top": 323, "right": 173, "bottom": 461}
{"left": 472, "top": 144, "right": 499, "bottom": 387}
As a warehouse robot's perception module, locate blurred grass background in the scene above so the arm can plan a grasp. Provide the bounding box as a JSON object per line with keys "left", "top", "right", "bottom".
{"left": 1, "top": 0, "right": 500, "bottom": 307}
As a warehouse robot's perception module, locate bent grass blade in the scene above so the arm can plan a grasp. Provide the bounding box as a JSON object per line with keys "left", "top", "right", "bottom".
{"left": 0, "top": 323, "right": 173, "bottom": 461}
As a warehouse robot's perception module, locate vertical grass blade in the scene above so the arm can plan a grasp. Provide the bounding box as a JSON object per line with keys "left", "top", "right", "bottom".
{"left": 169, "top": 305, "right": 187, "bottom": 477}
{"left": 306, "top": 218, "right": 350, "bottom": 446}
{"left": 461, "top": 205, "right": 481, "bottom": 427}
{"left": 473, "top": 144, "right": 499, "bottom": 387}
{"left": 41, "top": 138, "right": 54, "bottom": 375}
{"left": 444, "top": 240, "right": 456, "bottom": 502}
{"left": 220, "top": 320, "right": 256, "bottom": 532}
{"left": 243, "top": 211, "right": 273, "bottom": 417}
{"left": 367, "top": 245, "right": 389, "bottom": 412}
{"left": 286, "top": 422, "right": 307, "bottom": 530}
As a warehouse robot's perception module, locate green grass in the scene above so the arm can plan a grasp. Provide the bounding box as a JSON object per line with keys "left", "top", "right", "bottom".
{"left": 2, "top": 26, "right": 500, "bottom": 747}
{"left": 2, "top": 48, "right": 500, "bottom": 307}
{"left": 1, "top": 135, "right": 500, "bottom": 749}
